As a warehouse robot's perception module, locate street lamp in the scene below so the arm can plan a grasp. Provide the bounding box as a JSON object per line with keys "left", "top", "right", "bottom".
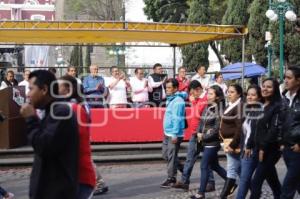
{"left": 109, "top": 46, "right": 125, "bottom": 66}
{"left": 265, "top": 0, "right": 297, "bottom": 82}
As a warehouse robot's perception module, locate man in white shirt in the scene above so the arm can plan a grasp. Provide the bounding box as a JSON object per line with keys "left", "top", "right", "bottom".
{"left": 66, "top": 66, "right": 82, "bottom": 84}
{"left": 130, "top": 68, "right": 150, "bottom": 108}
{"left": 19, "top": 70, "right": 31, "bottom": 95}
{"left": 107, "top": 66, "right": 130, "bottom": 108}
{"left": 191, "top": 65, "right": 211, "bottom": 90}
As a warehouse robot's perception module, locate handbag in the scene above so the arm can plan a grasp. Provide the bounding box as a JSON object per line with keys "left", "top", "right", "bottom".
{"left": 219, "top": 117, "right": 241, "bottom": 154}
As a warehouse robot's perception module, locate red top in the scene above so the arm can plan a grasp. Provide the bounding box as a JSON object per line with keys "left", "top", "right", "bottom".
{"left": 176, "top": 76, "right": 190, "bottom": 92}
{"left": 71, "top": 103, "right": 96, "bottom": 188}
{"left": 188, "top": 94, "right": 208, "bottom": 133}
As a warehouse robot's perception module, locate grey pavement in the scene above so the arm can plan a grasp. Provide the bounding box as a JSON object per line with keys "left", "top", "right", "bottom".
{"left": 0, "top": 159, "right": 299, "bottom": 199}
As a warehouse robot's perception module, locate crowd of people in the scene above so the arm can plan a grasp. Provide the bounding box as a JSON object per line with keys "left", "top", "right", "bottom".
{"left": 160, "top": 67, "right": 300, "bottom": 199}
{"left": 0, "top": 63, "right": 299, "bottom": 199}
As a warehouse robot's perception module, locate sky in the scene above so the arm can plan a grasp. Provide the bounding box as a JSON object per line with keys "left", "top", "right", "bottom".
{"left": 125, "top": 0, "right": 183, "bottom": 68}
{"left": 125, "top": 0, "right": 220, "bottom": 72}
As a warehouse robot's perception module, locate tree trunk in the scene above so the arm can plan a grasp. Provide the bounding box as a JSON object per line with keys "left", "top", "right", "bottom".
{"left": 210, "top": 42, "right": 224, "bottom": 68}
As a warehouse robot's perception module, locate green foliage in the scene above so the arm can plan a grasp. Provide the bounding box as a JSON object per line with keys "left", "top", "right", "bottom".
{"left": 209, "top": 0, "right": 228, "bottom": 24}
{"left": 248, "top": 0, "right": 269, "bottom": 67}
{"left": 70, "top": 46, "right": 83, "bottom": 73}
{"left": 85, "top": 46, "right": 92, "bottom": 67}
{"left": 143, "top": 0, "right": 189, "bottom": 22}
{"left": 221, "top": 0, "right": 251, "bottom": 63}
{"left": 181, "top": 0, "right": 209, "bottom": 71}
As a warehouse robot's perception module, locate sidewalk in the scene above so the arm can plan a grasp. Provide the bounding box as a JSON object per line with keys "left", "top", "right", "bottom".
{"left": 0, "top": 158, "right": 296, "bottom": 199}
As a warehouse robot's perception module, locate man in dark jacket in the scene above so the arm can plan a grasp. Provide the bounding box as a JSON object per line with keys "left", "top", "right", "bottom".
{"left": 20, "top": 70, "right": 79, "bottom": 199}
{"left": 0, "top": 70, "right": 18, "bottom": 90}
{"left": 148, "top": 63, "right": 167, "bottom": 107}
{"left": 280, "top": 67, "right": 300, "bottom": 199}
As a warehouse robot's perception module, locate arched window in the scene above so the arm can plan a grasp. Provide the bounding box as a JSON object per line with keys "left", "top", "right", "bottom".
{"left": 31, "top": 14, "right": 45, "bottom": 21}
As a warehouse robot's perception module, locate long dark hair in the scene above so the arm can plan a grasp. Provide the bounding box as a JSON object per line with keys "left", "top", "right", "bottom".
{"left": 247, "top": 84, "right": 263, "bottom": 102}
{"left": 262, "top": 78, "right": 281, "bottom": 104}
{"left": 229, "top": 83, "right": 243, "bottom": 100}
{"left": 210, "top": 85, "right": 225, "bottom": 109}
{"left": 59, "top": 75, "right": 83, "bottom": 103}
{"left": 287, "top": 66, "right": 300, "bottom": 78}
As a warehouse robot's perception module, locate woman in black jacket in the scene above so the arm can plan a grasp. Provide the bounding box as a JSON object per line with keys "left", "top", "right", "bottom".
{"left": 236, "top": 85, "right": 263, "bottom": 199}
{"left": 191, "top": 85, "right": 227, "bottom": 199}
{"left": 250, "top": 78, "right": 282, "bottom": 199}
{"left": 280, "top": 67, "right": 300, "bottom": 199}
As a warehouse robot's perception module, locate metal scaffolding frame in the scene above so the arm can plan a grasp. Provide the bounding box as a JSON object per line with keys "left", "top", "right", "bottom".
{"left": 0, "top": 20, "right": 248, "bottom": 80}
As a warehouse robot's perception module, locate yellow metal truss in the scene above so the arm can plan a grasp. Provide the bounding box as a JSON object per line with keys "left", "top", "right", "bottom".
{"left": 0, "top": 20, "right": 248, "bottom": 46}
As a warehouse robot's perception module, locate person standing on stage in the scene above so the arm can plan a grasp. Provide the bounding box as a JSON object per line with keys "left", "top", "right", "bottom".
{"left": 148, "top": 63, "right": 167, "bottom": 107}
{"left": 0, "top": 70, "right": 18, "bottom": 90}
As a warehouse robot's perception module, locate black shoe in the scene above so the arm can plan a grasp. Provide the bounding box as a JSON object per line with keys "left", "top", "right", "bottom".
{"left": 93, "top": 186, "right": 109, "bottom": 195}
{"left": 178, "top": 162, "right": 184, "bottom": 173}
{"left": 172, "top": 181, "right": 189, "bottom": 191}
{"left": 191, "top": 193, "right": 205, "bottom": 199}
{"left": 160, "top": 177, "right": 176, "bottom": 188}
{"left": 205, "top": 182, "right": 216, "bottom": 192}
{"left": 228, "top": 183, "right": 237, "bottom": 196}
{"left": 220, "top": 178, "right": 237, "bottom": 199}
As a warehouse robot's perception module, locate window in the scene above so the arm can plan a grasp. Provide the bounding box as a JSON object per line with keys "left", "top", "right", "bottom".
{"left": 30, "top": 14, "right": 45, "bottom": 21}
{"left": 25, "top": 0, "right": 39, "bottom": 5}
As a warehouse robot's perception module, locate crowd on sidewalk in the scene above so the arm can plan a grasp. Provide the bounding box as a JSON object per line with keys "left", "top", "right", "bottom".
{"left": 0, "top": 63, "right": 299, "bottom": 199}
{"left": 159, "top": 67, "right": 300, "bottom": 199}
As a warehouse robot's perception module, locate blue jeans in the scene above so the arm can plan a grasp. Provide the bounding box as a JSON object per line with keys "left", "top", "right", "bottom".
{"left": 181, "top": 134, "right": 214, "bottom": 184}
{"left": 250, "top": 148, "right": 281, "bottom": 199}
{"left": 0, "top": 186, "right": 7, "bottom": 197}
{"left": 199, "top": 146, "right": 226, "bottom": 194}
{"left": 226, "top": 153, "right": 241, "bottom": 179}
{"left": 236, "top": 150, "right": 258, "bottom": 199}
{"left": 281, "top": 148, "right": 300, "bottom": 199}
{"left": 77, "top": 184, "right": 94, "bottom": 199}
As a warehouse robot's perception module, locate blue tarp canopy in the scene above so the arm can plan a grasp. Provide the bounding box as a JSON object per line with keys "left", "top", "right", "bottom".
{"left": 221, "top": 62, "right": 266, "bottom": 80}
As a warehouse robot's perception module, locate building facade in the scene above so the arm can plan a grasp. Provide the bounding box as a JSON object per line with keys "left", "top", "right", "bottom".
{"left": 0, "top": 0, "right": 55, "bottom": 20}
{"left": 0, "top": 0, "right": 56, "bottom": 70}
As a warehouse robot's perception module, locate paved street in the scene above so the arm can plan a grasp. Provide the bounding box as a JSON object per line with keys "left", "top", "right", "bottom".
{"left": 0, "top": 159, "right": 299, "bottom": 199}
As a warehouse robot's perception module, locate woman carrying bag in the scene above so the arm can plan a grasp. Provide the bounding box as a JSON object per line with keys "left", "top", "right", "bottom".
{"left": 219, "top": 84, "right": 244, "bottom": 199}
{"left": 190, "top": 85, "right": 227, "bottom": 199}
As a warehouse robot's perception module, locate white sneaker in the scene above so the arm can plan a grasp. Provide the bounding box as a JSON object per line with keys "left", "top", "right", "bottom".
{"left": 4, "top": 192, "right": 14, "bottom": 199}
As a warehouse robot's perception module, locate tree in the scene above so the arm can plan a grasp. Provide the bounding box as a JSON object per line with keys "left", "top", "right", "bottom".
{"left": 64, "top": 0, "right": 123, "bottom": 20}
{"left": 181, "top": 0, "right": 209, "bottom": 71}
{"left": 221, "top": 0, "right": 251, "bottom": 63}
{"left": 85, "top": 46, "right": 92, "bottom": 67}
{"left": 69, "top": 46, "right": 83, "bottom": 73}
{"left": 143, "top": 0, "right": 189, "bottom": 23}
{"left": 209, "top": 0, "right": 228, "bottom": 24}
{"left": 248, "top": 0, "right": 269, "bottom": 66}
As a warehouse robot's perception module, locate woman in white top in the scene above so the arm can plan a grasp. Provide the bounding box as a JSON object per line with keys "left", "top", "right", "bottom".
{"left": 130, "top": 68, "right": 150, "bottom": 108}
{"left": 107, "top": 66, "right": 130, "bottom": 108}
{"left": 212, "top": 72, "right": 228, "bottom": 96}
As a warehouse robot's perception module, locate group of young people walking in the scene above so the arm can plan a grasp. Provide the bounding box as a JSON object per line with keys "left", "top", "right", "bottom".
{"left": 161, "top": 67, "right": 300, "bottom": 199}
